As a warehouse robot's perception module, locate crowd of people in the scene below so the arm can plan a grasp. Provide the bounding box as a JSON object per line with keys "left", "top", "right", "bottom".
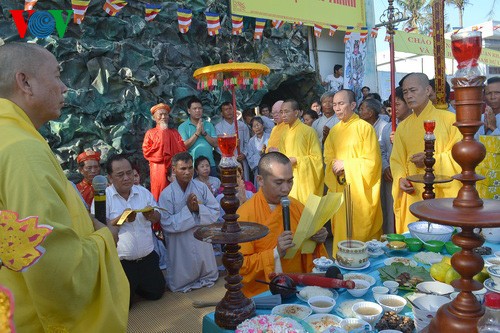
{"left": 2, "top": 42, "right": 499, "bottom": 331}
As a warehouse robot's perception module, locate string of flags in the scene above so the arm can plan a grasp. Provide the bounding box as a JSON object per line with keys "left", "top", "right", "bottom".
{"left": 27, "top": 1, "right": 490, "bottom": 40}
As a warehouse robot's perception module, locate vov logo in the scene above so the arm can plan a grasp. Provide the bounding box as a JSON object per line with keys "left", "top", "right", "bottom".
{"left": 10, "top": 10, "right": 74, "bottom": 38}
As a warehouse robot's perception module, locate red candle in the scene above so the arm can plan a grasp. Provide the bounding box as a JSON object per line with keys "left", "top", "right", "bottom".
{"left": 218, "top": 134, "right": 237, "bottom": 157}
{"left": 424, "top": 120, "right": 436, "bottom": 134}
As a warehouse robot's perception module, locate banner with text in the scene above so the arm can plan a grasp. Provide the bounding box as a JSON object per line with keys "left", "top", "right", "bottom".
{"left": 230, "top": 0, "right": 366, "bottom": 28}
{"left": 394, "top": 31, "right": 500, "bottom": 68}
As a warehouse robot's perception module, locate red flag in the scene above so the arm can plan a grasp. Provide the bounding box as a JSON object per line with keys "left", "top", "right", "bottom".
{"left": 314, "top": 24, "right": 322, "bottom": 38}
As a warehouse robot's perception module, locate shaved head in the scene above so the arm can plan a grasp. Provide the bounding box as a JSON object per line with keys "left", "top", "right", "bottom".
{"left": 258, "top": 152, "right": 291, "bottom": 178}
{"left": 0, "top": 42, "right": 50, "bottom": 97}
{"left": 402, "top": 73, "right": 430, "bottom": 89}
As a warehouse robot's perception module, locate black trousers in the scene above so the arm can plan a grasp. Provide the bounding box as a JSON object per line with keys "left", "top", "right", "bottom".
{"left": 121, "top": 251, "right": 165, "bottom": 303}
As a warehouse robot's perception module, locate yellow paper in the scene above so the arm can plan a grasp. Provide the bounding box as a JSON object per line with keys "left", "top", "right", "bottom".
{"left": 116, "top": 206, "right": 166, "bottom": 225}
{"left": 284, "top": 192, "right": 343, "bottom": 259}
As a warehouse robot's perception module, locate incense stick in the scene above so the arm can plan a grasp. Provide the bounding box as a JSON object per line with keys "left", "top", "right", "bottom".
{"left": 344, "top": 184, "right": 353, "bottom": 248}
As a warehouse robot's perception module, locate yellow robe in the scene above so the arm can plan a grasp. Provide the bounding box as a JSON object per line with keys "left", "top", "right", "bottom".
{"left": 390, "top": 101, "right": 462, "bottom": 233}
{"left": 280, "top": 119, "right": 324, "bottom": 204}
{"left": 237, "top": 190, "right": 328, "bottom": 297}
{"left": 0, "top": 99, "right": 129, "bottom": 332}
{"left": 324, "top": 114, "right": 383, "bottom": 257}
{"left": 266, "top": 122, "right": 288, "bottom": 152}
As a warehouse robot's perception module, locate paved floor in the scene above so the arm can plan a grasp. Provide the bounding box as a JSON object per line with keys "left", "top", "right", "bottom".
{"left": 127, "top": 236, "right": 333, "bottom": 332}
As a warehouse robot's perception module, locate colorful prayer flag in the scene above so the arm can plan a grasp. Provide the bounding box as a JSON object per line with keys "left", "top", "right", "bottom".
{"left": 144, "top": 3, "right": 162, "bottom": 22}
{"left": 329, "top": 25, "right": 338, "bottom": 37}
{"left": 177, "top": 8, "right": 192, "bottom": 33}
{"left": 344, "top": 26, "right": 353, "bottom": 44}
{"left": 494, "top": 25, "right": 500, "bottom": 31}
{"left": 206, "top": 12, "right": 221, "bottom": 36}
{"left": 254, "top": 18, "right": 266, "bottom": 40}
{"left": 452, "top": 26, "right": 462, "bottom": 34}
{"left": 232, "top": 15, "right": 243, "bottom": 35}
{"left": 404, "top": 26, "right": 416, "bottom": 33}
{"left": 359, "top": 27, "right": 368, "bottom": 43}
{"left": 103, "top": 0, "right": 128, "bottom": 17}
{"left": 370, "top": 27, "right": 379, "bottom": 38}
{"left": 272, "top": 20, "right": 283, "bottom": 29}
{"left": 428, "top": 27, "right": 433, "bottom": 37}
{"left": 24, "top": 0, "right": 38, "bottom": 10}
{"left": 314, "top": 24, "right": 322, "bottom": 38}
{"left": 384, "top": 31, "right": 391, "bottom": 42}
{"left": 293, "top": 21, "right": 303, "bottom": 29}
{"left": 72, "top": 0, "right": 91, "bottom": 24}
{"left": 472, "top": 25, "right": 483, "bottom": 31}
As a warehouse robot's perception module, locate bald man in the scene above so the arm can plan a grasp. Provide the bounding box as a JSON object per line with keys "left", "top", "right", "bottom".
{"left": 390, "top": 73, "right": 462, "bottom": 233}
{"left": 266, "top": 100, "right": 286, "bottom": 152}
{"left": 0, "top": 43, "right": 128, "bottom": 331}
{"left": 237, "top": 152, "right": 328, "bottom": 297}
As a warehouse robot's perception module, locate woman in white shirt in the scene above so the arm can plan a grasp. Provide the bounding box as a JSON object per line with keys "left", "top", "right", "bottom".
{"left": 246, "top": 117, "right": 270, "bottom": 188}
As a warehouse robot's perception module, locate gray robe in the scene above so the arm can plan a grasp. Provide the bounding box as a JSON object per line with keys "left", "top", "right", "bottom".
{"left": 159, "top": 178, "right": 220, "bottom": 292}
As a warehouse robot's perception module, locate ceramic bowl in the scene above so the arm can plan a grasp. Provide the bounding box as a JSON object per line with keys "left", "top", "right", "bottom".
{"left": 484, "top": 257, "right": 500, "bottom": 267}
{"left": 351, "top": 301, "right": 383, "bottom": 325}
{"left": 404, "top": 238, "right": 423, "bottom": 252}
{"left": 416, "top": 281, "right": 454, "bottom": 296}
{"left": 305, "top": 314, "right": 343, "bottom": 332}
{"left": 452, "top": 288, "right": 488, "bottom": 304}
{"left": 387, "top": 234, "right": 405, "bottom": 242}
{"left": 423, "top": 240, "right": 445, "bottom": 253}
{"left": 347, "top": 279, "right": 370, "bottom": 297}
{"left": 376, "top": 294, "right": 407, "bottom": 314}
{"left": 383, "top": 281, "right": 399, "bottom": 294}
{"left": 408, "top": 221, "right": 454, "bottom": 242}
{"left": 372, "top": 286, "right": 390, "bottom": 301}
{"left": 483, "top": 228, "right": 500, "bottom": 243}
{"left": 339, "top": 318, "right": 371, "bottom": 332}
{"left": 486, "top": 265, "right": 500, "bottom": 285}
{"left": 308, "top": 295, "right": 336, "bottom": 314}
{"left": 343, "top": 273, "right": 376, "bottom": 286}
{"left": 313, "top": 256, "right": 335, "bottom": 271}
{"left": 412, "top": 295, "right": 450, "bottom": 331}
{"left": 445, "top": 241, "right": 461, "bottom": 255}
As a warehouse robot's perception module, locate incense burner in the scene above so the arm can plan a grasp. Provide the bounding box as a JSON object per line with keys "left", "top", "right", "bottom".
{"left": 337, "top": 240, "right": 369, "bottom": 268}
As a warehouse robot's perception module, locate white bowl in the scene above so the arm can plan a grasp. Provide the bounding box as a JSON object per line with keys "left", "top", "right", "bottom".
{"left": 484, "top": 257, "right": 500, "bottom": 267}
{"left": 343, "top": 273, "right": 376, "bottom": 286}
{"left": 412, "top": 295, "right": 450, "bottom": 331}
{"left": 372, "top": 286, "right": 389, "bottom": 300}
{"left": 347, "top": 279, "right": 370, "bottom": 297}
{"left": 339, "top": 318, "right": 371, "bottom": 332}
{"left": 308, "top": 295, "right": 336, "bottom": 314}
{"left": 483, "top": 228, "right": 500, "bottom": 243}
{"left": 486, "top": 265, "right": 500, "bottom": 285}
{"left": 449, "top": 289, "right": 487, "bottom": 304}
{"left": 416, "top": 281, "right": 455, "bottom": 296}
{"left": 351, "top": 301, "right": 383, "bottom": 325}
{"left": 383, "top": 281, "right": 399, "bottom": 294}
{"left": 313, "top": 256, "right": 335, "bottom": 271}
{"left": 376, "top": 294, "right": 407, "bottom": 314}
{"left": 271, "top": 304, "right": 312, "bottom": 320}
{"left": 305, "top": 314, "right": 343, "bottom": 332}
{"left": 408, "top": 221, "right": 454, "bottom": 242}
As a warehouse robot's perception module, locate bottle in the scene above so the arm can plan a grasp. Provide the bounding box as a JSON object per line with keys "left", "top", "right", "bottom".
{"left": 477, "top": 292, "right": 500, "bottom": 333}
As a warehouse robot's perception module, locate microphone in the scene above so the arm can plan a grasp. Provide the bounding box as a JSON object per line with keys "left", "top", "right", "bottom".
{"left": 281, "top": 196, "right": 291, "bottom": 231}
{"left": 92, "top": 175, "right": 107, "bottom": 224}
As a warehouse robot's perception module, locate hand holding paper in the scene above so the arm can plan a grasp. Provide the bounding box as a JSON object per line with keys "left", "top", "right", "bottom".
{"left": 116, "top": 206, "right": 166, "bottom": 225}
{"left": 283, "top": 192, "right": 343, "bottom": 259}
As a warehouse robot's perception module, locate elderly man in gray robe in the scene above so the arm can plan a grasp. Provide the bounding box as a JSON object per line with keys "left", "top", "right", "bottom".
{"left": 159, "top": 152, "right": 220, "bottom": 292}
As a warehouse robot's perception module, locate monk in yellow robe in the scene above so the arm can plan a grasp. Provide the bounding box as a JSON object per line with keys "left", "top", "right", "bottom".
{"left": 237, "top": 152, "right": 328, "bottom": 297}
{"left": 279, "top": 99, "right": 324, "bottom": 204}
{"left": 324, "top": 90, "right": 383, "bottom": 257}
{"left": 0, "top": 43, "right": 129, "bottom": 332}
{"left": 391, "top": 73, "right": 462, "bottom": 233}
{"left": 266, "top": 100, "right": 287, "bottom": 152}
